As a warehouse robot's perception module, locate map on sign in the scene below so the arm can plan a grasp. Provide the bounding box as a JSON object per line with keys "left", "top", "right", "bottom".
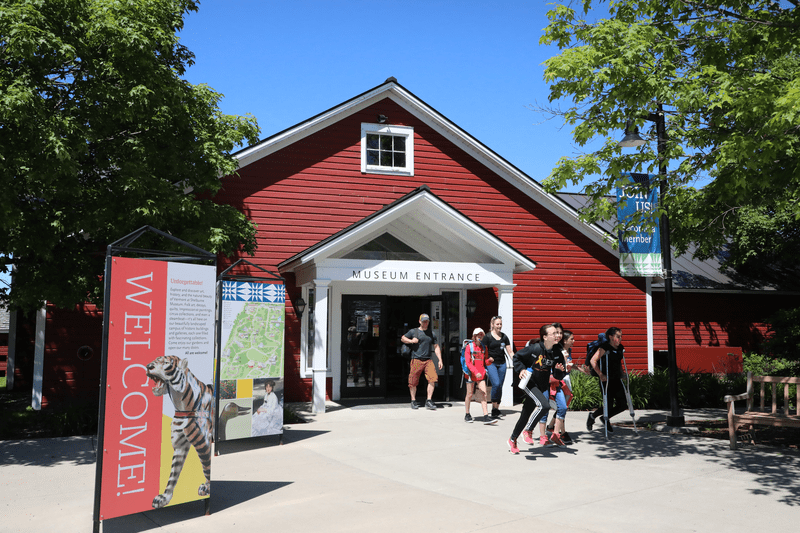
{"left": 220, "top": 281, "right": 285, "bottom": 381}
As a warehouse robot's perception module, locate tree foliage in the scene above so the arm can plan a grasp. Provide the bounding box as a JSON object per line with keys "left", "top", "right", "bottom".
{"left": 539, "top": 1, "right": 800, "bottom": 283}
{"left": 762, "top": 306, "right": 800, "bottom": 362}
{"left": 0, "top": 0, "right": 260, "bottom": 310}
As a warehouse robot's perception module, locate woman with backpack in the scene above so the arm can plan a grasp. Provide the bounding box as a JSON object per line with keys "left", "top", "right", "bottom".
{"left": 463, "top": 328, "right": 497, "bottom": 425}
{"left": 586, "top": 327, "right": 627, "bottom": 433}
{"left": 507, "top": 324, "right": 566, "bottom": 454}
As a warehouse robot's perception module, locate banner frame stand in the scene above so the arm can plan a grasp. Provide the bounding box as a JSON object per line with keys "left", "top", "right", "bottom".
{"left": 93, "top": 226, "right": 216, "bottom": 532}
{"left": 215, "top": 259, "right": 285, "bottom": 453}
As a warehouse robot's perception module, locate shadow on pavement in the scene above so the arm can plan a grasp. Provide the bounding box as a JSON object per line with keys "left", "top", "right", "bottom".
{"left": 581, "top": 425, "right": 800, "bottom": 507}
{"left": 0, "top": 435, "right": 97, "bottom": 467}
{"left": 215, "top": 428, "right": 330, "bottom": 455}
{"left": 101, "top": 480, "right": 293, "bottom": 532}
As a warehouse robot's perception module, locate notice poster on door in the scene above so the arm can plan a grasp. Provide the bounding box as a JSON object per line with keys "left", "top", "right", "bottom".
{"left": 218, "top": 280, "right": 285, "bottom": 440}
{"left": 98, "top": 257, "right": 216, "bottom": 520}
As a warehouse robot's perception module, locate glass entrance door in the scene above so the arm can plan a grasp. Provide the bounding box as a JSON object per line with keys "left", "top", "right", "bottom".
{"left": 341, "top": 294, "right": 459, "bottom": 401}
{"left": 341, "top": 296, "right": 386, "bottom": 398}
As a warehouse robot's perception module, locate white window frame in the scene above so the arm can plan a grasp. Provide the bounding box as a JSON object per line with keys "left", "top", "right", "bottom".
{"left": 360, "top": 123, "right": 414, "bottom": 176}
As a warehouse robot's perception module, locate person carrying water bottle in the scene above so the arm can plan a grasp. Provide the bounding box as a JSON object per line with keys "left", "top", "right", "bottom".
{"left": 507, "top": 324, "right": 565, "bottom": 454}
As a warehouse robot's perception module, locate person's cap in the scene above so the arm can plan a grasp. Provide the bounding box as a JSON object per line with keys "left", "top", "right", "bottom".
{"left": 472, "top": 327, "right": 485, "bottom": 336}
{"left": 419, "top": 313, "right": 430, "bottom": 322}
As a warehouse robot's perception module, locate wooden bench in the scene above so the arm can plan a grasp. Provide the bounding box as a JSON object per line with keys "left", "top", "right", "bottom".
{"left": 724, "top": 372, "right": 800, "bottom": 450}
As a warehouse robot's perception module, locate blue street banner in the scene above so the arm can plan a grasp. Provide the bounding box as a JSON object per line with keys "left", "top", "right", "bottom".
{"left": 617, "top": 173, "right": 661, "bottom": 276}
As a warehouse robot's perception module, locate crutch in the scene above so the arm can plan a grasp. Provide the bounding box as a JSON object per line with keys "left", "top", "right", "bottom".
{"left": 601, "top": 350, "right": 609, "bottom": 439}
{"left": 621, "top": 356, "right": 639, "bottom": 435}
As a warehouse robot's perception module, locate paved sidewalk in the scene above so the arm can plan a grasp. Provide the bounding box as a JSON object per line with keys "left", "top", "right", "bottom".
{"left": 1, "top": 403, "right": 798, "bottom": 532}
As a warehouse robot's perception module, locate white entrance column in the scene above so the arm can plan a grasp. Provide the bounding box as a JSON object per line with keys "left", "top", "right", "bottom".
{"left": 31, "top": 306, "right": 46, "bottom": 410}
{"left": 497, "top": 285, "right": 515, "bottom": 407}
{"left": 646, "top": 277, "right": 655, "bottom": 373}
{"left": 311, "top": 279, "right": 330, "bottom": 413}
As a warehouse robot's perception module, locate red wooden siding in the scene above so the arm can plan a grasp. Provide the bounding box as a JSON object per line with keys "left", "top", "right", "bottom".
{"left": 651, "top": 291, "right": 788, "bottom": 352}
{"left": 0, "top": 335, "right": 7, "bottom": 379}
{"left": 40, "top": 303, "right": 103, "bottom": 408}
{"left": 217, "top": 98, "right": 651, "bottom": 402}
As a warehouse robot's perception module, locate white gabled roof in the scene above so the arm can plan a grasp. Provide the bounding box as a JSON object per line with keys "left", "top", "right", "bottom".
{"left": 235, "top": 77, "right": 616, "bottom": 256}
{"left": 278, "top": 186, "right": 536, "bottom": 274}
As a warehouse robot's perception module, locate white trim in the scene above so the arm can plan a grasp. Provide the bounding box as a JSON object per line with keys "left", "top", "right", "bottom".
{"left": 646, "top": 277, "right": 654, "bottom": 373}
{"left": 312, "top": 279, "right": 331, "bottom": 413}
{"left": 360, "top": 123, "right": 414, "bottom": 176}
{"left": 497, "top": 286, "right": 515, "bottom": 407}
{"left": 31, "top": 306, "right": 46, "bottom": 410}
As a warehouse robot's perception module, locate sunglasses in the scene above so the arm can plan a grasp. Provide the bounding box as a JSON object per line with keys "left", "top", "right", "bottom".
{"left": 492, "top": 316, "right": 502, "bottom": 320}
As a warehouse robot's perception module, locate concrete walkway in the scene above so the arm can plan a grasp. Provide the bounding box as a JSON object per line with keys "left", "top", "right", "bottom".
{"left": 1, "top": 403, "right": 798, "bottom": 532}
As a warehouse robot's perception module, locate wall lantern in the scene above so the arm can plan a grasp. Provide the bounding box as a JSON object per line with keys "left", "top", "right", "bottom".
{"left": 466, "top": 299, "right": 477, "bottom": 318}
{"left": 295, "top": 297, "right": 307, "bottom": 320}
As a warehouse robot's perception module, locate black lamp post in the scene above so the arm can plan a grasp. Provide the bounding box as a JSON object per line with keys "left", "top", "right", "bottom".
{"left": 619, "top": 103, "right": 685, "bottom": 427}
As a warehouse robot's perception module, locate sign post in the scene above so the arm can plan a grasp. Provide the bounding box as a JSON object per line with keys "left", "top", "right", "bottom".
{"left": 93, "top": 227, "right": 216, "bottom": 531}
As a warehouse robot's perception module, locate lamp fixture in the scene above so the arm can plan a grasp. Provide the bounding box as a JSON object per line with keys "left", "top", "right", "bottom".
{"left": 377, "top": 114, "right": 388, "bottom": 124}
{"left": 296, "top": 297, "right": 307, "bottom": 320}
{"left": 466, "top": 299, "right": 477, "bottom": 318}
{"left": 619, "top": 119, "right": 646, "bottom": 148}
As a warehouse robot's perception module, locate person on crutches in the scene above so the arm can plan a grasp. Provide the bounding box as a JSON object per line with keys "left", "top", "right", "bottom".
{"left": 586, "top": 327, "right": 627, "bottom": 436}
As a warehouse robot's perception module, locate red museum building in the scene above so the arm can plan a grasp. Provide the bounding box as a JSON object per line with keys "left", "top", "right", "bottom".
{"left": 7, "top": 78, "right": 795, "bottom": 410}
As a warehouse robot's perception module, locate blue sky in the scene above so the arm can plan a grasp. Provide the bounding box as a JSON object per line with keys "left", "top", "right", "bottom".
{"left": 4, "top": 2, "right": 590, "bottom": 294}
{"left": 179, "top": 0, "right": 589, "bottom": 190}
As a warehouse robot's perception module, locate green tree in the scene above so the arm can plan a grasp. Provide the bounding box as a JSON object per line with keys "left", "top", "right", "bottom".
{"left": 539, "top": 1, "right": 800, "bottom": 280}
{"left": 0, "top": 0, "right": 260, "bottom": 310}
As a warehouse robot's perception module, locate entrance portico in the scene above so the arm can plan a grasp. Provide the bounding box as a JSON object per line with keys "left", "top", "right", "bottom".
{"left": 278, "top": 186, "right": 535, "bottom": 412}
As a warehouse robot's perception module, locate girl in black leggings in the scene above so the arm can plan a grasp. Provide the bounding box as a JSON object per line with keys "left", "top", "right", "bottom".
{"left": 507, "top": 324, "right": 565, "bottom": 454}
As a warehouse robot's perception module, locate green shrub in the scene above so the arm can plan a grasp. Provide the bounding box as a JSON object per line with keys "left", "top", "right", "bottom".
{"left": 567, "top": 366, "right": 754, "bottom": 412}
{"left": 566, "top": 370, "right": 602, "bottom": 410}
{"left": 743, "top": 352, "right": 800, "bottom": 377}
{"left": 625, "top": 371, "right": 650, "bottom": 409}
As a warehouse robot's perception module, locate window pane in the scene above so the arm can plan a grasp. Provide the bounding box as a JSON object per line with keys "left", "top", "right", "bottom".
{"left": 366, "top": 134, "right": 379, "bottom": 149}
{"left": 394, "top": 153, "right": 406, "bottom": 167}
{"left": 367, "top": 150, "right": 379, "bottom": 165}
{"left": 394, "top": 136, "right": 405, "bottom": 151}
{"left": 380, "top": 135, "right": 393, "bottom": 150}
{"left": 306, "top": 289, "right": 315, "bottom": 369}
{"left": 380, "top": 151, "right": 392, "bottom": 166}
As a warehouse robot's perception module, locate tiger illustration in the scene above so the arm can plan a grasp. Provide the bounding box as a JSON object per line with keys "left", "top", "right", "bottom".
{"left": 145, "top": 355, "right": 214, "bottom": 509}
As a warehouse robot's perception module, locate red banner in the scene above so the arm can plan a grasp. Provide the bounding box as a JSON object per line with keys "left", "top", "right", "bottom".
{"left": 100, "top": 257, "right": 166, "bottom": 519}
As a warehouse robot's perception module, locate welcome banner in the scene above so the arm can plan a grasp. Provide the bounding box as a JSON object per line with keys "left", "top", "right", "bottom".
{"left": 99, "top": 257, "right": 216, "bottom": 520}
{"left": 217, "top": 280, "right": 286, "bottom": 441}
{"left": 617, "top": 173, "right": 662, "bottom": 277}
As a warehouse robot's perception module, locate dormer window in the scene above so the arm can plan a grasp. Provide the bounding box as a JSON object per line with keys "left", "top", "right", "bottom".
{"left": 361, "top": 123, "right": 414, "bottom": 176}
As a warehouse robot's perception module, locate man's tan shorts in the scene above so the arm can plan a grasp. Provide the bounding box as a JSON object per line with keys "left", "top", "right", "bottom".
{"left": 408, "top": 358, "right": 438, "bottom": 387}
